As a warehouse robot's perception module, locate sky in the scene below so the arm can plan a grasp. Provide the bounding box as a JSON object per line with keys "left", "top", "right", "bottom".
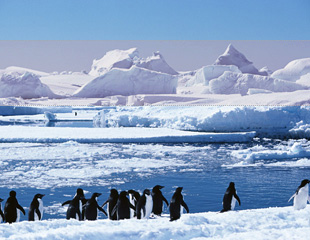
{"left": 0, "top": 1, "right": 309, "bottom": 72}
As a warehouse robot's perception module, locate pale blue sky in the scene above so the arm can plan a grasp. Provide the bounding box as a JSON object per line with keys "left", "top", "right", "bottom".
{"left": 0, "top": 0, "right": 309, "bottom": 40}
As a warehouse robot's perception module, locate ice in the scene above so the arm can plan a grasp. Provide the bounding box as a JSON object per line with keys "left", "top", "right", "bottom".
{"left": 272, "top": 58, "right": 310, "bottom": 82}
{"left": 73, "top": 66, "right": 177, "bottom": 98}
{"left": 1, "top": 206, "right": 310, "bottom": 239}
{"left": 94, "top": 106, "right": 310, "bottom": 138}
{"left": 0, "top": 71, "right": 58, "bottom": 99}
{"left": 214, "top": 44, "right": 267, "bottom": 76}
{"left": 0, "top": 106, "right": 72, "bottom": 116}
{"left": 209, "top": 71, "right": 307, "bottom": 95}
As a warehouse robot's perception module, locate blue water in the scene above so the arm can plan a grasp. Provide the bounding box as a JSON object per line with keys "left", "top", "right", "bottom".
{"left": 0, "top": 141, "right": 309, "bottom": 221}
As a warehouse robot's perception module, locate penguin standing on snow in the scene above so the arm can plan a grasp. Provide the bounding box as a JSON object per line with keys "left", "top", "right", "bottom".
{"left": 84, "top": 193, "right": 107, "bottom": 220}
{"left": 289, "top": 179, "right": 310, "bottom": 210}
{"left": 221, "top": 182, "right": 241, "bottom": 213}
{"left": 4, "top": 191, "right": 26, "bottom": 223}
{"left": 136, "top": 189, "right": 153, "bottom": 219}
{"left": 102, "top": 189, "right": 119, "bottom": 220}
{"left": 128, "top": 189, "right": 140, "bottom": 218}
{"left": 169, "top": 187, "right": 189, "bottom": 221}
{"left": 0, "top": 198, "right": 5, "bottom": 223}
{"left": 62, "top": 188, "right": 86, "bottom": 220}
{"left": 152, "top": 185, "right": 169, "bottom": 216}
{"left": 28, "top": 194, "right": 45, "bottom": 221}
{"left": 112, "top": 191, "right": 135, "bottom": 220}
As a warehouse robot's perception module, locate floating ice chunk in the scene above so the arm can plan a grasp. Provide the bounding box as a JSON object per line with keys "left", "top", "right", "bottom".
{"left": 44, "top": 111, "right": 57, "bottom": 121}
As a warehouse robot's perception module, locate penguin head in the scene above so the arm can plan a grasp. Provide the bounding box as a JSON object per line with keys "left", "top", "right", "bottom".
{"left": 153, "top": 185, "right": 164, "bottom": 192}
{"left": 9, "top": 191, "right": 16, "bottom": 197}
{"left": 300, "top": 179, "right": 310, "bottom": 187}
{"left": 92, "top": 193, "right": 102, "bottom": 199}
{"left": 0, "top": 198, "right": 3, "bottom": 202}
{"left": 143, "top": 189, "right": 151, "bottom": 196}
{"left": 119, "top": 191, "right": 128, "bottom": 198}
{"left": 34, "top": 194, "right": 45, "bottom": 199}
{"left": 110, "top": 189, "right": 119, "bottom": 197}
{"left": 76, "top": 188, "right": 85, "bottom": 199}
{"left": 175, "top": 187, "right": 183, "bottom": 193}
{"left": 229, "top": 182, "right": 235, "bottom": 188}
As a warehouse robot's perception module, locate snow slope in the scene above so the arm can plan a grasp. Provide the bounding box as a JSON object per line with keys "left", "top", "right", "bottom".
{"left": 1, "top": 206, "right": 310, "bottom": 240}
{"left": 74, "top": 66, "right": 177, "bottom": 98}
{"left": 214, "top": 44, "right": 267, "bottom": 76}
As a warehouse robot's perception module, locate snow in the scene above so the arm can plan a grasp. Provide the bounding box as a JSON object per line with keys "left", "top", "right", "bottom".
{"left": 93, "top": 106, "right": 310, "bottom": 138}
{"left": 0, "top": 71, "right": 58, "bottom": 99}
{"left": 209, "top": 71, "right": 307, "bottom": 95}
{"left": 214, "top": 44, "right": 267, "bottom": 76}
{"left": 272, "top": 58, "right": 310, "bottom": 82}
{"left": 0, "top": 126, "right": 255, "bottom": 144}
{"left": 1, "top": 206, "right": 310, "bottom": 239}
{"left": 73, "top": 66, "right": 177, "bottom": 98}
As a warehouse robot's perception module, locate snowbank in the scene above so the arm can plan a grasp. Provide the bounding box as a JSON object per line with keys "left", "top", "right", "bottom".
{"left": 185, "top": 65, "right": 241, "bottom": 87}
{"left": 209, "top": 71, "right": 307, "bottom": 95}
{"left": 0, "top": 71, "right": 58, "bottom": 99}
{"left": 74, "top": 66, "right": 177, "bottom": 98}
{"left": 214, "top": 44, "right": 267, "bottom": 76}
{"left": 93, "top": 106, "right": 310, "bottom": 138}
{"left": 1, "top": 206, "right": 310, "bottom": 240}
{"left": 0, "top": 126, "right": 255, "bottom": 143}
{"left": 272, "top": 58, "right": 310, "bottom": 82}
{"left": 89, "top": 48, "right": 177, "bottom": 77}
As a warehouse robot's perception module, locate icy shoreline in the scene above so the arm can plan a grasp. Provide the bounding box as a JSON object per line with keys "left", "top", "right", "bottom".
{"left": 1, "top": 206, "right": 310, "bottom": 240}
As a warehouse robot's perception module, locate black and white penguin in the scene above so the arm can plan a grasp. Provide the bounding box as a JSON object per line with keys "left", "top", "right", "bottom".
{"left": 111, "top": 191, "right": 135, "bottom": 220}
{"left": 62, "top": 188, "right": 86, "bottom": 220}
{"left": 128, "top": 189, "right": 140, "bottom": 218}
{"left": 84, "top": 193, "right": 107, "bottom": 220}
{"left": 0, "top": 198, "right": 4, "bottom": 223}
{"left": 289, "top": 179, "right": 310, "bottom": 210}
{"left": 152, "top": 185, "right": 169, "bottom": 216}
{"left": 102, "top": 189, "right": 119, "bottom": 220}
{"left": 169, "top": 187, "right": 189, "bottom": 221}
{"left": 136, "top": 189, "right": 153, "bottom": 219}
{"left": 28, "top": 194, "right": 45, "bottom": 221}
{"left": 4, "top": 191, "right": 26, "bottom": 223}
{"left": 221, "top": 182, "right": 241, "bottom": 213}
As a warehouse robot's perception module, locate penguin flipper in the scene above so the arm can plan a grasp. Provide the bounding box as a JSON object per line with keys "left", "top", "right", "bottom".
{"left": 163, "top": 196, "right": 169, "bottom": 207}
{"left": 142, "top": 206, "right": 146, "bottom": 218}
{"left": 62, "top": 200, "right": 71, "bottom": 206}
{"left": 111, "top": 204, "right": 117, "bottom": 217}
{"left": 17, "top": 204, "right": 25, "bottom": 215}
{"left": 0, "top": 209, "right": 4, "bottom": 221}
{"left": 288, "top": 193, "right": 296, "bottom": 202}
{"left": 101, "top": 200, "right": 109, "bottom": 208}
{"left": 97, "top": 203, "right": 108, "bottom": 216}
{"left": 129, "top": 203, "right": 136, "bottom": 211}
{"left": 234, "top": 193, "right": 241, "bottom": 206}
{"left": 181, "top": 201, "right": 189, "bottom": 213}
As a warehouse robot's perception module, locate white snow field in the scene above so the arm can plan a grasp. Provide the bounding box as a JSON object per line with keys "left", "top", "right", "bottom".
{"left": 1, "top": 206, "right": 310, "bottom": 240}
{"left": 0, "top": 44, "right": 309, "bottom": 104}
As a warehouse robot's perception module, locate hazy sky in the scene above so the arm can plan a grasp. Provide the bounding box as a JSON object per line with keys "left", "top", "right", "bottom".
{"left": 0, "top": 40, "right": 310, "bottom": 73}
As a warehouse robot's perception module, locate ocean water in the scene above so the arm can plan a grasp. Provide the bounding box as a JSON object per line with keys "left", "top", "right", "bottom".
{"left": 0, "top": 139, "right": 309, "bottom": 221}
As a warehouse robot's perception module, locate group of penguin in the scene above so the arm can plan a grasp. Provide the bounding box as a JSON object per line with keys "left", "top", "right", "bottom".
{"left": 1, "top": 179, "right": 309, "bottom": 224}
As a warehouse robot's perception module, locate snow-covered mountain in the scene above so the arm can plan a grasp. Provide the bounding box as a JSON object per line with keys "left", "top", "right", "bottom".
{"left": 214, "top": 44, "right": 268, "bottom": 76}
{"left": 89, "top": 48, "right": 178, "bottom": 77}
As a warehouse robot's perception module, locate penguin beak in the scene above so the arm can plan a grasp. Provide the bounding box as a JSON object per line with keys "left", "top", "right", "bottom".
{"left": 159, "top": 186, "right": 164, "bottom": 189}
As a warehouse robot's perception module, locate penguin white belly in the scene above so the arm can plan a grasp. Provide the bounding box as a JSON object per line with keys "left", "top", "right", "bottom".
{"left": 35, "top": 199, "right": 44, "bottom": 221}
{"left": 231, "top": 196, "right": 237, "bottom": 210}
{"left": 107, "top": 202, "right": 110, "bottom": 219}
{"left": 76, "top": 200, "right": 82, "bottom": 220}
{"left": 144, "top": 195, "right": 153, "bottom": 219}
{"left": 294, "top": 186, "right": 309, "bottom": 210}
{"left": 129, "top": 194, "right": 135, "bottom": 218}
{"left": 16, "top": 209, "right": 20, "bottom": 222}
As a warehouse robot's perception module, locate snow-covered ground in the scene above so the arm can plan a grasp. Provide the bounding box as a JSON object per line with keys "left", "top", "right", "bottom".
{"left": 1, "top": 206, "right": 310, "bottom": 240}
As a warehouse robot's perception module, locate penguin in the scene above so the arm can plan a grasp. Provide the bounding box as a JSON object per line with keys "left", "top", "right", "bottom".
{"left": 136, "top": 189, "right": 153, "bottom": 219}
{"left": 169, "top": 187, "right": 189, "bottom": 221}
{"left": 128, "top": 189, "right": 140, "bottom": 218}
{"left": 62, "top": 188, "right": 86, "bottom": 220}
{"left": 221, "top": 182, "right": 241, "bottom": 213}
{"left": 152, "top": 185, "right": 169, "bottom": 216}
{"left": 102, "top": 189, "right": 119, "bottom": 220}
{"left": 4, "top": 191, "right": 26, "bottom": 223}
{"left": 84, "top": 193, "right": 107, "bottom": 220}
{"left": 28, "top": 194, "right": 45, "bottom": 221}
{"left": 111, "top": 191, "right": 135, "bottom": 220}
{"left": 0, "top": 198, "right": 4, "bottom": 223}
{"left": 288, "top": 179, "right": 310, "bottom": 210}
